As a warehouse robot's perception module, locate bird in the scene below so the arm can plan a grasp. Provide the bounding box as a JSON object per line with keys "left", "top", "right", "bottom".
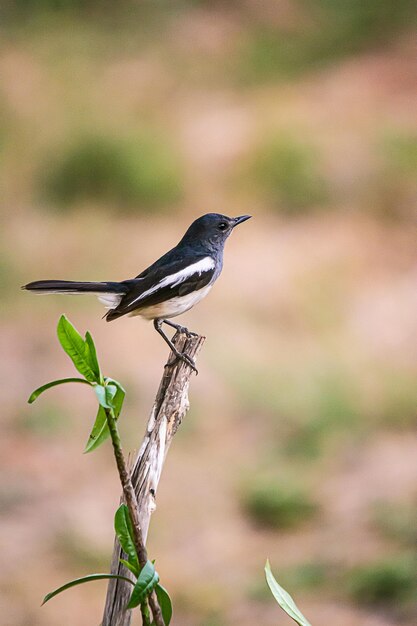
{"left": 23, "top": 213, "right": 251, "bottom": 373}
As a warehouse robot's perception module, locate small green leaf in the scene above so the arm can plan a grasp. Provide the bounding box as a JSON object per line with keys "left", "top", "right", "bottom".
{"left": 28, "top": 378, "right": 91, "bottom": 403}
{"left": 104, "top": 376, "right": 126, "bottom": 394}
{"left": 84, "top": 331, "right": 102, "bottom": 382}
{"left": 106, "top": 384, "right": 117, "bottom": 401}
{"left": 120, "top": 558, "right": 140, "bottom": 577}
{"left": 106, "top": 380, "right": 125, "bottom": 415}
{"left": 115, "top": 504, "right": 140, "bottom": 576}
{"left": 42, "top": 573, "right": 134, "bottom": 605}
{"left": 94, "top": 385, "right": 107, "bottom": 408}
{"left": 265, "top": 560, "right": 312, "bottom": 626}
{"left": 94, "top": 383, "right": 117, "bottom": 409}
{"left": 84, "top": 406, "right": 109, "bottom": 453}
{"left": 127, "top": 560, "right": 159, "bottom": 609}
{"left": 57, "top": 315, "right": 99, "bottom": 383}
{"left": 84, "top": 382, "right": 125, "bottom": 453}
{"left": 154, "top": 583, "right": 173, "bottom": 625}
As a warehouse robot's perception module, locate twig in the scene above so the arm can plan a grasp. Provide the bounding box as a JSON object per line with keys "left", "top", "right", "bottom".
{"left": 104, "top": 407, "right": 148, "bottom": 564}
{"left": 140, "top": 600, "right": 152, "bottom": 626}
{"left": 102, "top": 331, "right": 205, "bottom": 626}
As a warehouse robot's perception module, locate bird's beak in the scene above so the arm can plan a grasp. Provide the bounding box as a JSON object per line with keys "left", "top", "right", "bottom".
{"left": 232, "top": 215, "right": 252, "bottom": 227}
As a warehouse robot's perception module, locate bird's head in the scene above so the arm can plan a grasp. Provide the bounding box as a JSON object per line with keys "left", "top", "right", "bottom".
{"left": 181, "top": 213, "right": 251, "bottom": 249}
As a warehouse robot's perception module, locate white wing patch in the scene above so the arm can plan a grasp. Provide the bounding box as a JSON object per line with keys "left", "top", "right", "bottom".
{"left": 130, "top": 256, "right": 215, "bottom": 306}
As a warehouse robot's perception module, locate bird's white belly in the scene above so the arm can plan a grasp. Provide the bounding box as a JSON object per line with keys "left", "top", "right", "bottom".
{"left": 130, "top": 285, "right": 212, "bottom": 320}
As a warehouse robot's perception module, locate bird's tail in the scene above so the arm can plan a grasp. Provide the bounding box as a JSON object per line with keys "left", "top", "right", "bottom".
{"left": 22, "top": 280, "right": 128, "bottom": 308}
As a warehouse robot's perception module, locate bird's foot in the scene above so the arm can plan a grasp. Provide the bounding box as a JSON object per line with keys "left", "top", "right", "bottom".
{"left": 156, "top": 319, "right": 198, "bottom": 373}
{"left": 162, "top": 319, "right": 198, "bottom": 339}
{"left": 178, "top": 326, "right": 199, "bottom": 339}
{"left": 165, "top": 352, "right": 198, "bottom": 374}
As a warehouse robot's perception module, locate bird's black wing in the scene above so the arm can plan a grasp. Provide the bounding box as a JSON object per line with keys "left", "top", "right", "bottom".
{"left": 106, "top": 254, "right": 215, "bottom": 321}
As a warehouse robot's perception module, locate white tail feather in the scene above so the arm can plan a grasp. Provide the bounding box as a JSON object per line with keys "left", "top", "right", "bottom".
{"left": 98, "top": 293, "right": 123, "bottom": 308}
{"left": 32, "top": 289, "right": 123, "bottom": 308}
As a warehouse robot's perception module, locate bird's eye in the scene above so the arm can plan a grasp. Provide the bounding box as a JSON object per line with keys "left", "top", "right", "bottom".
{"left": 218, "top": 222, "right": 228, "bottom": 231}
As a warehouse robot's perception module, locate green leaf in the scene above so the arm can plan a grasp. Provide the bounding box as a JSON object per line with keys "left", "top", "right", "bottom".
{"left": 107, "top": 381, "right": 125, "bottom": 419}
{"left": 127, "top": 560, "right": 159, "bottom": 609}
{"left": 84, "top": 381, "right": 125, "bottom": 453}
{"left": 265, "top": 560, "right": 312, "bottom": 626}
{"left": 85, "top": 406, "right": 109, "bottom": 453}
{"left": 85, "top": 331, "right": 102, "bottom": 382}
{"left": 105, "top": 377, "right": 126, "bottom": 401}
{"left": 94, "top": 385, "right": 107, "bottom": 408}
{"left": 154, "top": 583, "right": 173, "bottom": 625}
{"left": 57, "top": 315, "right": 99, "bottom": 383}
{"left": 42, "top": 573, "right": 134, "bottom": 605}
{"left": 120, "top": 558, "right": 140, "bottom": 577}
{"left": 28, "top": 378, "right": 91, "bottom": 403}
{"left": 94, "top": 383, "right": 117, "bottom": 409}
{"left": 114, "top": 504, "right": 140, "bottom": 576}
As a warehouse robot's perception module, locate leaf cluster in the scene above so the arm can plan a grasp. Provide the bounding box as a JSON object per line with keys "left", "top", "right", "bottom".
{"left": 115, "top": 504, "right": 172, "bottom": 621}
{"left": 42, "top": 504, "right": 172, "bottom": 624}
{"left": 29, "top": 316, "right": 172, "bottom": 623}
{"left": 29, "top": 315, "right": 125, "bottom": 453}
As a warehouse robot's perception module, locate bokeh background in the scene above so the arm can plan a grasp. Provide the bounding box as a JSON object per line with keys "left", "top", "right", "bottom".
{"left": 1, "top": 2, "right": 416, "bottom": 625}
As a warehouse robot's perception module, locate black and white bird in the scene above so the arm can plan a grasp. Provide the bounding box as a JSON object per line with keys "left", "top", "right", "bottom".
{"left": 23, "top": 213, "right": 251, "bottom": 372}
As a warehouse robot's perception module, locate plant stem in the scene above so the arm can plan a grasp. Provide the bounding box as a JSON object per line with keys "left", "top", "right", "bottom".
{"left": 104, "top": 408, "right": 165, "bottom": 626}
{"left": 140, "top": 599, "right": 152, "bottom": 626}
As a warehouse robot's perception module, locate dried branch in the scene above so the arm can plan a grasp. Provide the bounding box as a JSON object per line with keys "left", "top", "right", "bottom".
{"left": 104, "top": 402, "right": 163, "bottom": 625}
{"left": 102, "top": 330, "right": 205, "bottom": 626}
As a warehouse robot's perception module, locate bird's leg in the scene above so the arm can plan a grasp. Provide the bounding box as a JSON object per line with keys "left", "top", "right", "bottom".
{"left": 162, "top": 319, "right": 198, "bottom": 338}
{"left": 153, "top": 319, "right": 198, "bottom": 374}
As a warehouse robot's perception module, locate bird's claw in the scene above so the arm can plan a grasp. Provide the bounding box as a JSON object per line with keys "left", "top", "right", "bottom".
{"left": 165, "top": 352, "right": 198, "bottom": 374}
{"left": 177, "top": 325, "right": 198, "bottom": 339}
{"left": 182, "top": 353, "right": 198, "bottom": 374}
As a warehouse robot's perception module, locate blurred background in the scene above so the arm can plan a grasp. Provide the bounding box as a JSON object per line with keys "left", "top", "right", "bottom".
{"left": 1, "top": 2, "right": 416, "bottom": 625}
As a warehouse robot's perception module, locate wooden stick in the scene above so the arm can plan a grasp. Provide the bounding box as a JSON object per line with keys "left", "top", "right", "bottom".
{"left": 103, "top": 404, "right": 162, "bottom": 625}
{"left": 102, "top": 331, "right": 205, "bottom": 626}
